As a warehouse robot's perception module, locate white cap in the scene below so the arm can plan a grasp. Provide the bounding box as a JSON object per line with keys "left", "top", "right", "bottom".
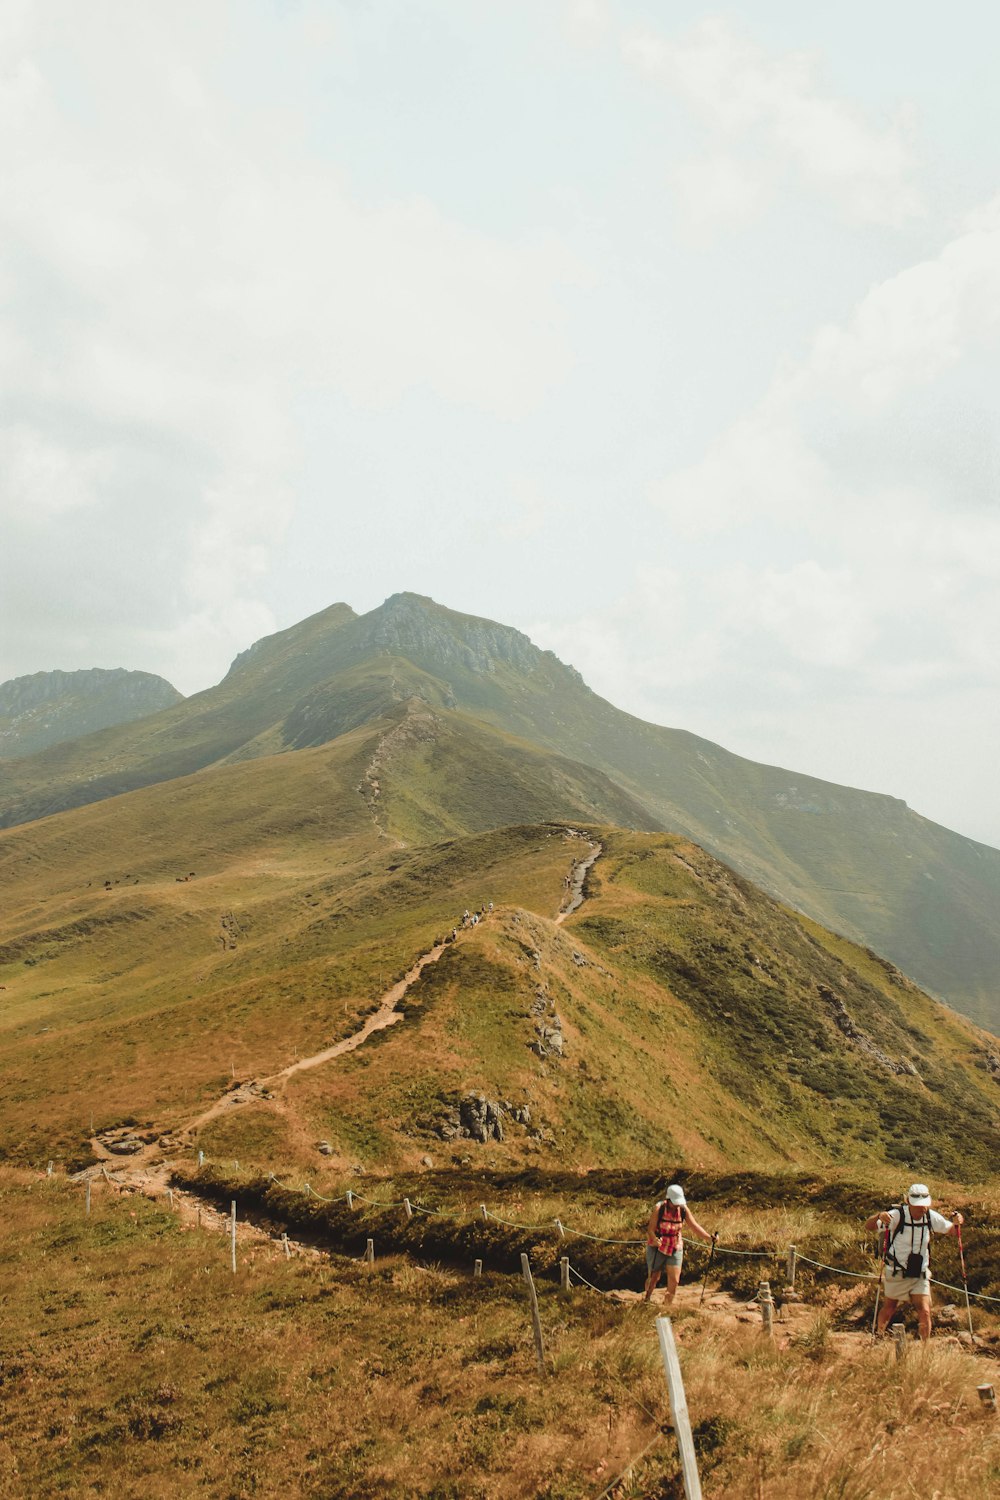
{"left": 907, "top": 1183, "right": 932, "bottom": 1206}
{"left": 666, "top": 1184, "right": 687, "bottom": 1206}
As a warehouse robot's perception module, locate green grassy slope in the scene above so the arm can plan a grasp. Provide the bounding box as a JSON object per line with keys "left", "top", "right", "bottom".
{"left": 328, "top": 597, "right": 1000, "bottom": 1028}
{"left": 4, "top": 704, "right": 997, "bottom": 1189}
{"left": 0, "top": 696, "right": 658, "bottom": 1161}
{"left": 2, "top": 591, "right": 998, "bottom": 1027}
{"left": 270, "top": 828, "right": 999, "bottom": 1187}
{"left": 0, "top": 604, "right": 359, "bottom": 825}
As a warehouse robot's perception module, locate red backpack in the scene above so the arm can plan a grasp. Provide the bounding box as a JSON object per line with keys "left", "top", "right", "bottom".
{"left": 655, "top": 1201, "right": 684, "bottom": 1255}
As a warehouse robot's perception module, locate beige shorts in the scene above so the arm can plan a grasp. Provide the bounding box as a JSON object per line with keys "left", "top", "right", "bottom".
{"left": 883, "top": 1274, "right": 931, "bottom": 1301}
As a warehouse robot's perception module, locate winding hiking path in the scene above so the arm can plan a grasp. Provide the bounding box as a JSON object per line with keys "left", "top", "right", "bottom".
{"left": 556, "top": 836, "right": 602, "bottom": 924}
{"left": 176, "top": 939, "right": 452, "bottom": 1140}
{"left": 89, "top": 831, "right": 603, "bottom": 1209}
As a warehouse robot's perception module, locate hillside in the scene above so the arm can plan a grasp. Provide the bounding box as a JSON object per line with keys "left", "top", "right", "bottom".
{"left": 1, "top": 704, "right": 997, "bottom": 1183}
{"left": 0, "top": 667, "right": 182, "bottom": 759}
{"left": 1, "top": 592, "right": 998, "bottom": 1028}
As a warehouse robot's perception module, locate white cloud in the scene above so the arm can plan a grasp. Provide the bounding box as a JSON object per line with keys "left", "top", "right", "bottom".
{"left": 668, "top": 152, "right": 770, "bottom": 237}
{"left": 530, "top": 194, "right": 1000, "bottom": 839}
{"left": 0, "top": 3, "right": 585, "bottom": 690}
{"left": 563, "top": 0, "right": 612, "bottom": 50}
{"left": 622, "top": 17, "right": 922, "bottom": 229}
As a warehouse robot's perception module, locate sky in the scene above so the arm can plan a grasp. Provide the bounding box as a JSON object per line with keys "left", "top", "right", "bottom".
{"left": 2, "top": 1, "right": 999, "bottom": 847}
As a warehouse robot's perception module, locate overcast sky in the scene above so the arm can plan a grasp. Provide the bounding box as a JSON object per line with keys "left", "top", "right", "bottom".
{"left": 3, "top": 1, "right": 999, "bottom": 847}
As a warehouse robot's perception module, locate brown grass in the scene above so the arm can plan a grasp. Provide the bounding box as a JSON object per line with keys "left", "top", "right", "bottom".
{"left": 3, "top": 1167, "right": 998, "bottom": 1498}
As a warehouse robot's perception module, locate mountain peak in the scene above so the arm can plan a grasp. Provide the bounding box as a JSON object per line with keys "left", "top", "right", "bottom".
{"left": 357, "top": 593, "right": 568, "bottom": 680}
{"left": 0, "top": 668, "right": 183, "bottom": 760}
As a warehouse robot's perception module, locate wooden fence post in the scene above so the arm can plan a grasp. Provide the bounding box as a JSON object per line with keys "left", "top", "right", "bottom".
{"left": 167, "top": 1188, "right": 174, "bottom": 1209}
{"left": 46, "top": 1162, "right": 53, "bottom": 1177}
{"left": 520, "top": 1254, "right": 546, "bottom": 1376}
{"left": 480, "top": 1204, "right": 488, "bottom": 1221}
{"left": 198, "top": 1150, "right": 204, "bottom": 1167}
{"left": 364, "top": 1238, "right": 375, "bottom": 1265}
{"left": 404, "top": 1198, "right": 413, "bottom": 1219}
{"left": 560, "top": 1256, "right": 570, "bottom": 1292}
{"left": 893, "top": 1325, "right": 907, "bottom": 1362}
{"left": 230, "top": 1201, "right": 237, "bottom": 1274}
{"left": 473, "top": 1259, "right": 483, "bottom": 1278}
{"left": 759, "top": 1281, "right": 774, "bottom": 1337}
{"left": 555, "top": 1218, "right": 565, "bottom": 1239}
{"left": 655, "top": 1316, "right": 703, "bottom": 1500}
{"left": 282, "top": 1233, "right": 291, "bottom": 1260}
{"left": 346, "top": 1189, "right": 353, "bottom": 1209}
{"left": 787, "top": 1245, "right": 796, "bottom": 1289}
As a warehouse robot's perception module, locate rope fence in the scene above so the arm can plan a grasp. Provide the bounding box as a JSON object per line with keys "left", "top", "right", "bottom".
{"left": 89, "top": 1158, "right": 1000, "bottom": 1310}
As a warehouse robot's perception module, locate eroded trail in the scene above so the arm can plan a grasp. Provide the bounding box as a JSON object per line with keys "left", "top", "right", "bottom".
{"left": 91, "top": 830, "right": 600, "bottom": 1184}
{"left": 556, "top": 836, "right": 602, "bottom": 924}
{"left": 180, "top": 939, "right": 452, "bottom": 1140}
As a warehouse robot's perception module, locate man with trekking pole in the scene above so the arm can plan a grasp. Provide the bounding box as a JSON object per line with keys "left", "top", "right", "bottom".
{"left": 865, "top": 1183, "right": 965, "bottom": 1342}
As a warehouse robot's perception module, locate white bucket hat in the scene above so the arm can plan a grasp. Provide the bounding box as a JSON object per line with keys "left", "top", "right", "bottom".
{"left": 907, "top": 1183, "right": 932, "bottom": 1206}
{"left": 665, "top": 1184, "right": 687, "bottom": 1206}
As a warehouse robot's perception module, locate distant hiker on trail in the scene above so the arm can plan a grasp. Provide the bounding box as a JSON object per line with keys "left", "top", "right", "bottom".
{"left": 644, "top": 1184, "right": 714, "bottom": 1304}
{"left": 866, "top": 1183, "right": 964, "bottom": 1341}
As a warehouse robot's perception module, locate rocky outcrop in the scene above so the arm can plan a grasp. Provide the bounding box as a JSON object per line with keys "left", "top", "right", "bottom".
{"left": 818, "top": 987, "right": 918, "bottom": 1076}
{"left": 0, "top": 668, "right": 182, "bottom": 759}
{"left": 979, "top": 1050, "right": 1000, "bottom": 1081}
{"left": 434, "top": 1092, "right": 533, "bottom": 1144}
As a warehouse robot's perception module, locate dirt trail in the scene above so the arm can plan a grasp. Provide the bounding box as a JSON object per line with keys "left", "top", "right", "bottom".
{"left": 95, "top": 832, "right": 599, "bottom": 1170}
{"left": 556, "top": 836, "right": 602, "bottom": 924}
{"left": 179, "top": 940, "right": 451, "bottom": 1140}
{"left": 89, "top": 833, "right": 601, "bottom": 1216}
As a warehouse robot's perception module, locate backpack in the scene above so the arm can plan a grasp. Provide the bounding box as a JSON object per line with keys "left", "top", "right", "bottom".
{"left": 655, "top": 1202, "right": 684, "bottom": 1256}
{"left": 884, "top": 1204, "right": 931, "bottom": 1279}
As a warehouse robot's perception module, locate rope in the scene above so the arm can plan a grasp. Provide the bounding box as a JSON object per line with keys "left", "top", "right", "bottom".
{"left": 483, "top": 1208, "right": 553, "bottom": 1231}
{"left": 591, "top": 1430, "right": 665, "bottom": 1500}
{"left": 561, "top": 1224, "right": 644, "bottom": 1246}
{"left": 568, "top": 1262, "right": 609, "bottom": 1295}
{"left": 794, "top": 1252, "right": 879, "bottom": 1282}
{"left": 303, "top": 1184, "right": 346, "bottom": 1204}
{"left": 713, "top": 1244, "right": 776, "bottom": 1259}
{"left": 190, "top": 1155, "right": 1000, "bottom": 1304}
{"left": 931, "top": 1277, "right": 1000, "bottom": 1307}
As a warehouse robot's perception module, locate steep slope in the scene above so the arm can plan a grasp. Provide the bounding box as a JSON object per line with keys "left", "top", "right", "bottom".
{"left": 265, "top": 829, "right": 1000, "bottom": 1185}
{"left": 4, "top": 780, "right": 998, "bottom": 1185}
{"left": 2, "top": 591, "right": 998, "bottom": 1026}
{"left": 0, "top": 603, "right": 358, "bottom": 826}
{"left": 0, "top": 668, "right": 182, "bottom": 758}
{"left": 309, "top": 595, "right": 1000, "bottom": 1028}
{"left": 0, "top": 694, "right": 663, "bottom": 1161}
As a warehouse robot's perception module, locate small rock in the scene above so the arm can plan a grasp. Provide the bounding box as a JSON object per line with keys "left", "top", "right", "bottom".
{"left": 420, "top": 1154, "right": 434, "bottom": 1168}
{"left": 316, "top": 1142, "right": 335, "bottom": 1156}
{"left": 105, "top": 1137, "right": 144, "bottom": 1156}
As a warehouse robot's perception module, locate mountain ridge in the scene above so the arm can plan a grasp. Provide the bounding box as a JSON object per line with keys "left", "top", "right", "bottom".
{"left": 0, "top": 667, "right": 183, "bottom": 761}
{"left": 1, "top": 591, "right": 998, "bottom": 1028}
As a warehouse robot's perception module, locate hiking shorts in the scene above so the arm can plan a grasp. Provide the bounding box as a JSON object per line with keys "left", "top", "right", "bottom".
{"left": 646, "top": 1245, "right": 683, "bottom": 1275}
{"left": 883, "top": 1273, "right": 931, "bottom": 1300}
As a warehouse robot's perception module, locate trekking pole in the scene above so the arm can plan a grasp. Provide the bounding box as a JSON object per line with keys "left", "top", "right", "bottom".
{"left": 956, "top": 1221, "right": 975, "bottom": 1341}
{"left": 699, "top": 1232, "right": 718, "bottom": 1306}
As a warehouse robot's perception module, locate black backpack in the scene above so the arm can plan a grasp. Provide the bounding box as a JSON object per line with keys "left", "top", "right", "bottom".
{"left": 884, "top": 1204, "right": 930, "bottom": 1279}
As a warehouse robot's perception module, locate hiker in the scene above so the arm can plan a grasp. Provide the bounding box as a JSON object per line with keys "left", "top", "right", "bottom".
{"left": 644, "top": 1184, "right": 714, "bottom": 1303}
{"left": 865, "top": 1184, "right": 964, "bottom": 1341}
